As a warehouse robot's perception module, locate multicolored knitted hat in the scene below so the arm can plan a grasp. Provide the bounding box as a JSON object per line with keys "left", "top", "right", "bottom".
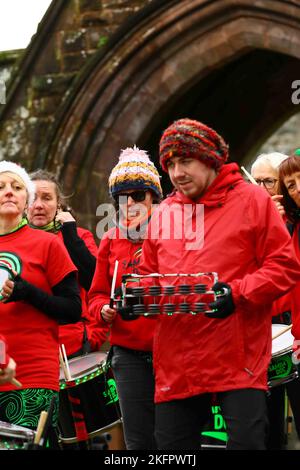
{"left": 108, "top": 146, "right": 163, "bottom": 199}
{"left": 159, "top": 118, "right": 229, "bottom": 172}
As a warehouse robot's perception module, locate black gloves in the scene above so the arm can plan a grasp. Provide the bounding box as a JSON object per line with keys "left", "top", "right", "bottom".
{"left": 116, "top": 287, "right": 140, "bottom": 321}
{"left": 5, "top": 274, "right": 30, "bottom": 302}
{"left": 117, "top": 305, "right": 140, "bottom": 321}
{"left": 207, "top": 282, "right": 235, "bottom": 319}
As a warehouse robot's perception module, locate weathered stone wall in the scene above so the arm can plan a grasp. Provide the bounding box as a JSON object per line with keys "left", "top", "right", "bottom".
{"left": 0, "top": 0, "right": 152, "bottom": 167}
{"left": 255, "top": 113, "right": 300, "bottom": 158}
{"left": 0, "top": 50, "right": 22, "bottom": 105}
{"left": 1, "top": 0, "right": 300, "bottom": 232}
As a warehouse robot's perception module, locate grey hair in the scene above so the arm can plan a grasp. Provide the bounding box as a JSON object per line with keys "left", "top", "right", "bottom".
{"left": 251, "top": 152, "right": 289, "bottom": 174}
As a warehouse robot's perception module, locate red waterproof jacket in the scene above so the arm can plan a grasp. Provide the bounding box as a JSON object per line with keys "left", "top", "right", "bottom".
{"left": 139, "top": 163, "right": 300, "bottom": 403}
{"left": 290, "top": 221, "right": 300, "bottom": 340}
{"left": 89, "top": 227, "right": 156, "bottom": 352}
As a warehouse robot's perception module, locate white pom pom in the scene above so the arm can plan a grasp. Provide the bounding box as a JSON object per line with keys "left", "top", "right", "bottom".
{"left": 118, "top": 146, "right": 153, "bottom": 165}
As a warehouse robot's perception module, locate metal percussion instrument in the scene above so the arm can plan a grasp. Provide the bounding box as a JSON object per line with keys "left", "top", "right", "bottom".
{"left": 114, "top": 272, "right": 220, "bottom": 317}
{"left": 0, "top": 420, "right": 35, "bottom": 450}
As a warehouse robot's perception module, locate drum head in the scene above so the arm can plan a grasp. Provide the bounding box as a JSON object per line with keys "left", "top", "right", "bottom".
{"left": 59, "top": 351, "right": 108, "bottom": 382}
{"left": 272, "top": 324, "right": 294, "bottom": 356}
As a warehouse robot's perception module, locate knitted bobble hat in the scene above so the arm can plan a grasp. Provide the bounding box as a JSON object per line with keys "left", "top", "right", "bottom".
{"left": 159, "top": 118, "right": 229, "bottom": 172}
{"left": 0, "top": 160, "right": 35, "bottom": 205}
{"left": 108, "top": 146, "right": 163, "bottom": 200}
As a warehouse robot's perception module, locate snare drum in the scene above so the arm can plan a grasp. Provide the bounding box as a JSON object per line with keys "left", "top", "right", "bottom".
{"left": 268, "top": 324, "right": 298, "bottom": 388}
{"left": 0, "top": 420, "right": 35, "bottom": 450}
{"left": 58, "top": 351, "right": 121, "bottom": 445}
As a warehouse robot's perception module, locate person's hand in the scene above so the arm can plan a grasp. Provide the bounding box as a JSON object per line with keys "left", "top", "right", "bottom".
{"left": 207, "top": 282, "right": 235, "bottom": 319}
{"left": 101, "top": 304, "right": 117, "bottom": 324}
{"left": 1, "top": 278, "right": 14, "bottom": 301}
{"left": 271, "top": 195, "right": 285, "bottom": 217}
{"left": 0, "top": 357, "right": 16, "bottom": 385}
{"left": 55, "top": 210, "right": 75, "bottom": 224}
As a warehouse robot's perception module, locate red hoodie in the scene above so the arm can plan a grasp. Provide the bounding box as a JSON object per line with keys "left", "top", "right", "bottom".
{"left": 58, "top": 227, "right": 108, "bottom": 355}
{"left": 89, "top": 227, "right": 156, "bottom": 352}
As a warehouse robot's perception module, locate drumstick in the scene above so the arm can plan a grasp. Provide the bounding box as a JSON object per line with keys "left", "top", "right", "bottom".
{"left": 0, "top": 369, "right": 22, "bottom": 388}
{"left": 241, "top": 166, "right": 258, "bottom": 185}
{"left": 109, "top": 260, "right": 119, "bottom": 308}
{"left": 11, "top": 377, "right": 22, "bottom": 388}
{"left": 272, "top": 324, "right": 292, "bottom": 340}
{"left": 61, "top": 344, "right": 72, "bottom": 381}
{"left": 34, "top": 410, "right": 48, "bottom": 444}
{"left": 0, "top": 340, "right": 22, "bottom": 387}
{"left": 39, "top": 396, "right": 56, "bottom": 447}
{"left": 59, "top": 347, "right": 69, "bottom": 381}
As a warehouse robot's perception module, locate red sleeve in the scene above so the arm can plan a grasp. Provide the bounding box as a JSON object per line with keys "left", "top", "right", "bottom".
{"left": 46, "top": 236, "right": 77, "bottom": 287}
{"left": 0, "top": 335, "right": 9, "bottom": 369}
{"left": 77, "top": 227, "right": 98, "bottom": 256}
{"left": 271, "top": 292, "right": 291, "bottom": 317}
{"left": 88, "top": 232, "right": 113, "bottom": 325}
{"left": 291, "top": 280, "right": 300, "bottom": 340}
{"left": 231, "top": 193, "right": 300, "bottom": 307}
{"left": 139, "top": 208, "right": 160, "bottom": 275}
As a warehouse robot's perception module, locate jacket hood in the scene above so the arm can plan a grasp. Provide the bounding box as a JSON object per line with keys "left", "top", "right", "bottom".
{"left": 171, "top": 162, "right": 243, "bottom": 207}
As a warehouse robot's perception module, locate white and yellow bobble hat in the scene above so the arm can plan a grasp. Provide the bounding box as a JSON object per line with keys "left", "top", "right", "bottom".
{"left": 108, "top": 146, "right": 163, "bottom": 200}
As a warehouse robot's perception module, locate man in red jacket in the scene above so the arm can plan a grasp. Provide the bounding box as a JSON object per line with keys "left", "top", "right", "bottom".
{"left": 138, "top": 118, "right": 300, "bottom": 450}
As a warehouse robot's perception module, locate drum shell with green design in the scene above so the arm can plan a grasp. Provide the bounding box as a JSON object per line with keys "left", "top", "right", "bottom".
{"left": 268, "top": 324, "right": 298, "bottom": 388}
{"left": 58, "top": 352, "right": 121, "bottom": 443}
{"left": 201, "top": 405, "right": 227, "bottom": 448}
{"left": 201, "top": 325, "right": 298, "bottom": 447}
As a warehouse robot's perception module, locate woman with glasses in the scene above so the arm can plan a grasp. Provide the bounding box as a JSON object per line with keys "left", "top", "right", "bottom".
{"left": 251, "top": 151, "right": 300, "bottom": 450}
{"left": 89, "top": 146, "right": 163, "bottom": 450}
{"left": 251, "top": 152, "right": 287, "bottom": 216}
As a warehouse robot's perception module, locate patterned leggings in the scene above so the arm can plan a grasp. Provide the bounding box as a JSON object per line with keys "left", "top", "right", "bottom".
{"left": 0, "top": 389, "right": 59, "bottom": 430}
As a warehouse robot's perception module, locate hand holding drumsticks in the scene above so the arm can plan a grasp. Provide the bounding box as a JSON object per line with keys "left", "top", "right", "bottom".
{"left": 0, "top": 357, "right": 22, "bottom": 388}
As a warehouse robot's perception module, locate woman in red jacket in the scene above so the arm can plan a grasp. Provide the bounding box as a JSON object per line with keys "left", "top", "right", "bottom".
{"left": 279, "top": 151, "right": 300, "bottom": 341}
{"left": 27, "top": 169, "right": 108, "bottom": 358}
{"left": 251, "top": 151, "right": 300, "bottom": 450}
{"left": 89, "top": 146, "right": 163, "bottom": 450}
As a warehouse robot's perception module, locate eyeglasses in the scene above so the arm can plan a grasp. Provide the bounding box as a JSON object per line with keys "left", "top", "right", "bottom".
{"left": 113, "top": 190, "right": 147, "bottom": 204}
{"left": 254, "top": 178, "right": 278, "bottom": 189}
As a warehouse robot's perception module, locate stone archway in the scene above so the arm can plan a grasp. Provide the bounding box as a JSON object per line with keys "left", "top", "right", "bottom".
{"left": 35, "top": 0, "right": 300, "bottom": 224}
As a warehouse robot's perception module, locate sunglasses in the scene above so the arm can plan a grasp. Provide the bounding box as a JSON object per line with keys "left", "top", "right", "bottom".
{"left": 113, "top": 190, "right": 147, "bottom": 204}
